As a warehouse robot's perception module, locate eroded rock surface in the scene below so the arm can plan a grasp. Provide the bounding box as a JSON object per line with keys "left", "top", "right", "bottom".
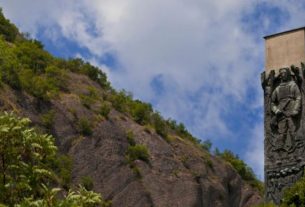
{"left": 0, "top": 73, "right": 262, "bottom": 207}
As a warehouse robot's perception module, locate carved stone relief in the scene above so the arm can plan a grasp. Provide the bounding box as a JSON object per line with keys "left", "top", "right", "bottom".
{"left": 262, "top": 63, "right": 305, "bottom": 205}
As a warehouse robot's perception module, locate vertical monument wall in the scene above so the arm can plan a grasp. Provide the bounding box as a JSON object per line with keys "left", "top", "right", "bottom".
{"left": 262, "top": 27, "right": 305, "bottom": 205}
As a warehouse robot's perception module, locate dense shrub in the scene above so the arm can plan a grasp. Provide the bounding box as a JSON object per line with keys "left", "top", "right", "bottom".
{"left": 0, "top": 37, "right": 65, "bottom": 100}
{"left": 152, "top": 112, "right": 168, "bottom": 139}
{"left": 0, "top": 112, "right": 57, "bottom": 205}
{"left": 99, "top": 102, "right": 111, "bottom": 118}
{"left": 80, "top": 86, "right": 99, "bottom": 109}
{"left": 0, "top": 37, "right": 21, "bottom": 89}
{"left": 81, "top": 176, "right": 94, "bottom": 191}
{"left": 19, "top": 72, "right": 57, "bottom": 100}
{"left": 126, "top": 145, "right": 150, "bottom": 163}
{"left": 45, "top": 65, "right": 67, "bottom": 91}
{"left": 130, "top": 100, "right": 153, "bottom": 125}
{"left": 63, "top": 58, "right": 110, "bottom": 89}
{"left": 110, "top": 90, "right": 133, "bottom": 113}
{"left": 253, "top": 203, "right": 276, "bottom": 207}
{"left": 78, "top": 118, "right": 93, "bottom": 136}
{"left": 0, "top": 112, "right": 109, "bottom": 206}
{"left": 40, "top": 110, "right": 55, "bottom": 129}
{"left": 167, "top": 119, "right": 200, "bottom": 144}
{"left": 200, "top": 139, "right": 212, "bottom": 152}
{"left": 55, "top": 155, "right": 72, "bottom": 190}
{"left": 126, "top": 130, "right": 136, "bottom": 146}
{"left": 15, "top": 40, "right": 51, "bottom": 73}
{"left": 0, "top": 9, "right": 18, "bottom": 42}
{"left": 281, "top": 173, "right": 305, "bottom": 206}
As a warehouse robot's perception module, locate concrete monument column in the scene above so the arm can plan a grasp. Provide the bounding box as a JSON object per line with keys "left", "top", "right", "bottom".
{"left": 262, "top": 27, "right": 305, "bottom": 205}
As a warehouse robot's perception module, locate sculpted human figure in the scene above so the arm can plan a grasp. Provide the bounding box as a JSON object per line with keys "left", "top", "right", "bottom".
{"left": 270, "top": 68, "right": 301, "bottom": 152}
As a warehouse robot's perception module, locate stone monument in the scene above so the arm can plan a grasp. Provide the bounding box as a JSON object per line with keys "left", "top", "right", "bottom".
{"left": 262, "top": 27, "right": 305, "bottom": 205}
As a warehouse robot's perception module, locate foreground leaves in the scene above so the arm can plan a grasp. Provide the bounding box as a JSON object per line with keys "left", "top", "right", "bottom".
{"left": 0, "top": 112, "right": 110, "bottom": 207}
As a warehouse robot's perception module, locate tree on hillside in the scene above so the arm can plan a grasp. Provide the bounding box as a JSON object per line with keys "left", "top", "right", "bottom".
{"left": 0, "top": 112, "right": 111, "bottom": 207}
{"left": 0, "top": 8, "right": 18, "bottom": 42}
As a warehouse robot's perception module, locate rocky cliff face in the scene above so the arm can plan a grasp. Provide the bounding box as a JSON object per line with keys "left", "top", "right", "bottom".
{"left": 0, "top": 72, "right": 262, "bottom": 207}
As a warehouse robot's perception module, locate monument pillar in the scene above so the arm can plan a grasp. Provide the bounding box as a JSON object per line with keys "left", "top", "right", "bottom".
{"left": 262, "top": 27, "right": 305, "bottom": 205}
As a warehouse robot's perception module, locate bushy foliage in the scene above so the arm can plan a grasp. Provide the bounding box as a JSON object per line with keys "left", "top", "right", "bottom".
{"left": 152, "top": 112, "right": 168, "bottom": 138}
{"left": 14, "top": 185, "right": 111, "bottom": 207}
{"left": 281, "top": 173, "right": 305, "bottom": 206}
{"left": 80, "top": 86, "right": 99, "bottom": 109}
{"left": 110, "top": 90, "right": 133, "bottom": 113}
{"left": 52, "top": 154, "right": 73, "bottom": 190}
{"left": 0, "top": 36, "right": 66, "bottom": 100}
{"left": 78, "top": 118, "right": 93, "bottom": 136}
{"left": 217, "top": 149, "right": 263, "bottom": 193}
{"left": 252, "top": 203, "right": 276, "bottom": 207}
{"left": 15, "top": 40, "right": 51, "bottom": 73}
{"left": 166, "top": 119, "right": 200, "bottom": 144}
{"left": 40, "top": 109, "right": 55, "bottom": 129}
{"left": 200, "top": 139, "right": 212, "bottom": 152}
{"left": 0, "top": 112, "right": 109, "bottom": 206}
{"left": 0, "top": 36, "right": 21, "bottom": 89}
{"left": 126, "top": 130, "right": 136, "bottom": 146}
{"left": 18, "top": 68, "right": 63, "bottom": 100}
{"left": 0, "top": 9, "right": 18, "bottom": 42}
{"left": 0, "top": 112, "right": 57, "bottom": 205}
{"left": 81, "top": 176, "right": 94, "bottom": 191}
{"left": 126, "top": 145, "right": 150, "bottom": 163}
{"left": 130, "top": 100, "right": 152, "bottom": 125}
{"left": 99, "top": 102, "right": 111, "bottom": 119}
{"left": 62, "top": 58, "right": 110, "bottom": 89}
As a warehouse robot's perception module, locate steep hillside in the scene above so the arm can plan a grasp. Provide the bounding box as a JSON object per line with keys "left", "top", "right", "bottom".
{"left": 0, "top": 10, "right": 262, "bottom": 206}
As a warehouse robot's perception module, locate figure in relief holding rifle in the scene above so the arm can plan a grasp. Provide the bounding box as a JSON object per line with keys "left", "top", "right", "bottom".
{"left": 271, "top": 68, "right": 301, "bottom": 153}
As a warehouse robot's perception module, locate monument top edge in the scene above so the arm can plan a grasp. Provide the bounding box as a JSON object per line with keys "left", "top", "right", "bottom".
{"left": 264, "top": 26, "right": 305, "bottom": 39}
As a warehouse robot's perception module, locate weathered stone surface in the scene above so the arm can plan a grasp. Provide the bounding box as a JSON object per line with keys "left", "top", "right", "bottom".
{"left": 0, "top": 72, "right": 262, "bottom": 207}
{"left": 262, "top": 64, "right": 305, "bottom": 205}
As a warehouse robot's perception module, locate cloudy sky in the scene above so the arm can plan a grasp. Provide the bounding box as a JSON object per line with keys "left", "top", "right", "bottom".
{"left": 2, "top": 0, "right": 305, "bottom": 179}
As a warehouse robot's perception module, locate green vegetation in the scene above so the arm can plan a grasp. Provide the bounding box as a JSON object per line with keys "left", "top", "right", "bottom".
{"left": 99, "top": 102, "right": 111, "bottom": 119}
{"left": 15, "top": 40, "right": 51, "bottom": 73}
{"left": 253, "top": 203, "right": 276, "bottom": 207}
{"left": 110, "top": 90, "right": 133, "bottom": 113}
{"left": 0, "top": 8, "right": 109, "bottom": 101}
{"left": 166, "top": 118, "right": 201, "bottom": 144}
{"left": 40, "top": 109, "right": 55, "bottom": 129}
{"left": 0, "top": 8, "right": 18, "bottom": 42}
{"left": 80, "top": 86, "right": 99, "bottom": 109}
{"left": 216, "top": 149, "right": 263, "bottom": 194}
{"left": 0, "top": 35, "right": 67, "bottom": 100}
{"left": 78, "top": 118, "right": 93, "bottom": 136}
{"left": 81, "top": 176, "right": 94, "bottom": 191}
{"left": 253, "top": 173, "right": 305, "bottom": 206}
{"left": 130, "top": 100, "right": 152, "bottom": 125}
{"left": 152, "top": 112, "right": 168, "bottom": 139}
{"left": 281, "top": 173, "right": 305, "bottom": 206}
{"left": 126, "top": 145, "right": 150, "bottom": 163}
{"left": 61, "top": 58, "right": 110, "bottom": 89}
{"left": 126, "top": 130, "right": 136, "bottom": 146}
{"left": 54, "top": 154, "right": 73, "bottom": 190}
{"left": 0, "top": 112, "right": 110, "bottom": 206}
{"left": 200, "top": 139, "right": 212, "bottom": 152}
{"left": 205, "top": 158, "right": 213, "bottom": 169}
{"left": 124, "top": 132, "right": 148, "bottom": 177}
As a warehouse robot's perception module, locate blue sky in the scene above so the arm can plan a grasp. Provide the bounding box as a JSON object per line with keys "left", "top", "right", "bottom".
{"left": 2, "top": 0, "right": 305, "bottom": 179}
